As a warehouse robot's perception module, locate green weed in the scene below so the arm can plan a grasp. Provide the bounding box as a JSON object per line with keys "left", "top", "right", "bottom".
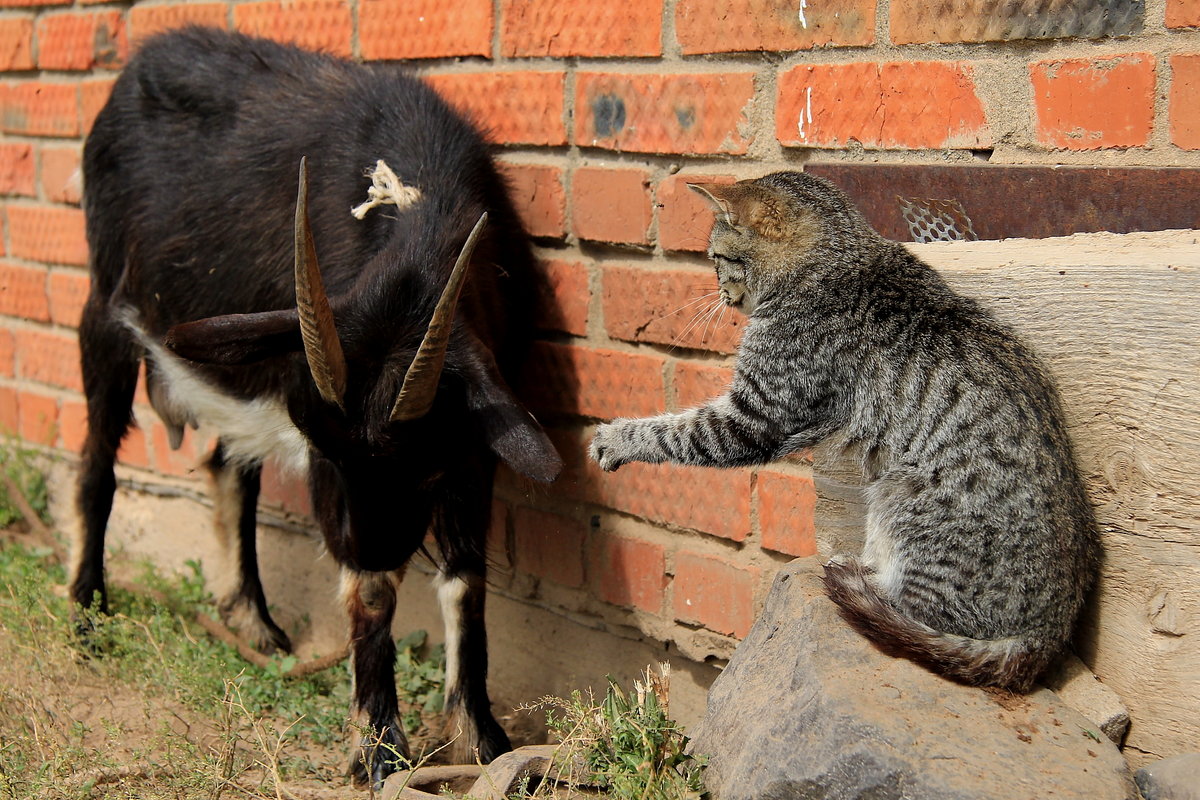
{"left": 530, "top": 664, "right": 706, "bottom": 800}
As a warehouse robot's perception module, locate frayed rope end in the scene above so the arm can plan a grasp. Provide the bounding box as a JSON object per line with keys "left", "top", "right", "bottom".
{"left": 350, "top": 159, "right": 422, "bottom": 220}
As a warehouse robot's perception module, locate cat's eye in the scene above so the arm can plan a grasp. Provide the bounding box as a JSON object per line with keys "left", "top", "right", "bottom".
{"left": 714, "top": 253, "right": 745, "bottom": 266}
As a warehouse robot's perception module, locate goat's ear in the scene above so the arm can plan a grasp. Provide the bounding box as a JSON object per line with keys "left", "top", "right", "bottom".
{"left": 461, "top": 340, "right": 562, "bottom": 483}
{"left": 165, "top": 310, "right": 303, "bottom": 365}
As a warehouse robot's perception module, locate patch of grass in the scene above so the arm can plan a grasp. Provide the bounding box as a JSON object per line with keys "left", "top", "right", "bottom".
{"left": 0, "top": 440, "right": 49, "bottom": 528}
{"left": 528, "top": 664, "right": 706, "bottom": 800}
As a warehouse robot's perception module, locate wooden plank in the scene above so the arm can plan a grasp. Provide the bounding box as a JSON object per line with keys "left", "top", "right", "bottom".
{"left": 812, "top": 230, "right": 1200, "bottom": 764}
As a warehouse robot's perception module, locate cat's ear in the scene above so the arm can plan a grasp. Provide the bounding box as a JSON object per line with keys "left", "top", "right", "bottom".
{"left": 688, "top": 182, "right": 739, "bottom": 227}
{"left": 689, "top": 182, "right": 789, "bottom": 241}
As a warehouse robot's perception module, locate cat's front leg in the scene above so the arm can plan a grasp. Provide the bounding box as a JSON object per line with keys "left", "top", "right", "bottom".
{"left": 590, "top": 417, "right": 668, "bottom": 472}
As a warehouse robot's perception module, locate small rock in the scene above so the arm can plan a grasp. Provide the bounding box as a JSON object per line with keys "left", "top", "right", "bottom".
{"left": 1135, "top": 753, "right": 1200, "bottom": 800}
{"left": 688, "top": 557, "right": 1136, "bottom": 800}
{"left": 1045, "top": 652, "right": 1130, "bottom": 744}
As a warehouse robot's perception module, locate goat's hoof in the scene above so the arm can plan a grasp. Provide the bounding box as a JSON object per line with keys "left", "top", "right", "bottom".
{"left": 219, "top": 597, "right": 293, "bottom": 655}
{"left": 446, "top": 713, "right": 512, "bottom": 765}
{"left": 347, "top": 725, "right": 409, "bottom": 790}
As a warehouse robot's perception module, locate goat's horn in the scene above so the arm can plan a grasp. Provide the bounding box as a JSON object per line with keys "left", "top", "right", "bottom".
{"left": 391, "top": 211, "right": 488, "bottom": 422}
{"left": 295, "top": 157, "right": 348, "bottom": 410}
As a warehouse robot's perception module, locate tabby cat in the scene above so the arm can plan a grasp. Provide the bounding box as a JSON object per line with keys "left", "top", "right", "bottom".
{"left": 588, "top": 171, "right": 1100, "bottom": 691}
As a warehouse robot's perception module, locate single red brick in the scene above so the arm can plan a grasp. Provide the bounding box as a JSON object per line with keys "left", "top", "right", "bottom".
{"left": 361, "top": 0, "right": 491, "bottom": 60}
{"left": 151, "top": 422, "right": 204, "bottom": 478}
{"left": 80, "top": 78, "right": 114, "bottom": 136}
{"left": 0, "top": 386, "right": 16, "bottom": 434}
{"left": 657, "top": 173, "right": 734, "bottom": 253}
{"left": 17, "top": 390, "right": 57, "bottom": 446}
{"left": 2, "top": 82, "right": 79, "bottom": 137}
{"left": 757, "top": 469, "right": 817, "bottom": 557}
{"left": 571, "top": 166, "right": 652, "bottom": 245}
{"left": 532, "top": 258, "right": 589, "bottom": 336}
{"left": 0, "top": 143, "right": 35, "bottom": 196}
{"left": 40, "top": 144, "right": 81, "bottom": 205}
{"left": 58, "top": 397, "right": 87, "bottom": 452}
{"left": 576, "top": 72, "right": 755, "bottom": 155}
{"left": 1031, "top": 54, "right": 1155, "bottom": 150}
{"left": 0, "top": 0, "right": 70, "bottom": 9}
{"left": 602, "top": 263, "right": 744, "bottom": 353}
{"left": 496, "top": 161, "right": 566, "bottom": 238}
{"left": 596, "top": 461, "right": 752, "bottom": 542}
{"left": 233, "top": 0, "right": 352, "bottom": 57}
{"left": 778, "top": 61, "right": 991, "bottom": 149}
{"left": 673, "top": 551, "right": 759, "bottom": 637}
{"left": 677, "top": 0, "right": 873, "bottom": 54}
{"left": 588, "top": 534, "right": 665, "bottom": 613}
{"left": 129, "top": 2, "right": 229, "bottom": 42}
{"left": 36, "top": 11, "right": 126, "bottom": 70}
{"left": 514, "top": 506, "right": 586, "bottom": 588}
{"left": 117, "top": 422, "right": 150, "bottom": 469}
{"left": 501, "top": 0, "right": 662, "bottom": 57}
{"left": 0, "top": 329, "right": 14, "bottom": 377}
{"left": 0, "top": 261, "right": 49, "bottom": 321}
{"left": 550, "top": 431, "right": 754, "bottom": 541}
{"left": 1167, "top": 0, "right": 1200, "bottom": 28}
{"left": 7, "top": 205, "right": 88, "bottom": 266}
{"left": 47, "top": 269, "right": 89, "bottom": 326}
{"left": 891, "top": 0, "right": 1142, "bottom": 43}
{"left": 672, "top": 361, "right": 732, "bottom": 409}
{"left": 424, "top": 72, "right": 567, "bottom": 147}
{"left": 1170, "top": 54, "right": 1200, "bottom": 150}
{"left": 0, "top": 16, "right": 34, "bottom": 70}
{"left": 15, "top": 328, "right": 81, "bottom": 391}
{"left": 260, "top": 463, "right": 313, "bottom": 516}
{"left": 523, "top": 342, "right": 665, "bottom": 419}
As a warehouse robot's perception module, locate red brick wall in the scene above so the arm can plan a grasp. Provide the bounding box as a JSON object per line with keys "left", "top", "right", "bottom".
{"left": 2, "top": 0, "right": 1198, "bottom": 662}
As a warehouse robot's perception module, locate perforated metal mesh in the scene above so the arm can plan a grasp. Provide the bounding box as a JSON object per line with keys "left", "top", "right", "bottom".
{"left": 897, "top": 196, "right": 978, "bottom": 243}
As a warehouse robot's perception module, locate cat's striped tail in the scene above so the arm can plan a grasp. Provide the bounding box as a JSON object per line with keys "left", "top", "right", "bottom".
{"left": 821, "top": 558, "right": 1050, "bottom": 692}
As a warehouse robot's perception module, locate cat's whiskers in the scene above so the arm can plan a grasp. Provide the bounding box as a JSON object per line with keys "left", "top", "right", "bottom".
{"left": 662, "top": 291, "right": 720, "bottom": 320}
{"left": 697, "top": 296, "right": 729, "bottom": 345}
{"left": 670, "top": 295, "right": 725, "bottom": 351}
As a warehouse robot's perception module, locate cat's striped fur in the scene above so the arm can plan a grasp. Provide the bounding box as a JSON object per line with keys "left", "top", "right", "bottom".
{"left": 589, "top": 171, "right": 1100, "bottom": 691}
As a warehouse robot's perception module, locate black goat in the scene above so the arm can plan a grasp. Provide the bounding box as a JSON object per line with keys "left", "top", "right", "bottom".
{"left": 75, "top": 27, "right": 561, "bottom": 786}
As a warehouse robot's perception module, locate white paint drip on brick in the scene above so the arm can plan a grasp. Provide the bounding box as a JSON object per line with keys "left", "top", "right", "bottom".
{"left": 799, "top": 0, "right": 808, "bottom": 29}
{"left": 798, "top": 86, "right": 813, "bottom": 139}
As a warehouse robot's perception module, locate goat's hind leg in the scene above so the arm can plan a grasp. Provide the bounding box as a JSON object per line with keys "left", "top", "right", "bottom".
{"left": 71, "top": 296, "right": 140, "bottom": 631}
{"left": 342, "top": 567, "right": 409, "bottom": 788}
{"left": 207, "top": 442, "right": 291, "bottom": 654}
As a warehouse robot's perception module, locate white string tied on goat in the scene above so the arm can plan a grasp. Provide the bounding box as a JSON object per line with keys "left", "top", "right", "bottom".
{"left": 350, "top": 159, "right": 422, "bottom": 220}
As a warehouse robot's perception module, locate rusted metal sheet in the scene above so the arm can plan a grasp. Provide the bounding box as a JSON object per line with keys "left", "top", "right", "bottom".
{"left": 805, "top": 163, "right": 1200, "bottom": 242}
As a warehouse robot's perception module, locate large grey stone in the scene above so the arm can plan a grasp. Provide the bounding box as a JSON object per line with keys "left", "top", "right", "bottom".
{"left": 1135, "top": 753, "right": 1200, "bottom": 800}
{"left": 688, "top": 557, "right": 1135, "bottom": 800}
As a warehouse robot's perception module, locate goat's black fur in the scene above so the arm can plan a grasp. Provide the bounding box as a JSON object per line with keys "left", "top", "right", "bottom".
{"left": 76, "top": 27, "right": 560, "bottom": 787}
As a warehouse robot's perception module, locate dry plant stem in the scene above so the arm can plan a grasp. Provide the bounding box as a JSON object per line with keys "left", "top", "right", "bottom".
{"left": 1, "top": 472, "right": 348, "bottom": 678}
{"left": 64, "top": 765, "right": 170, "bottom": 790}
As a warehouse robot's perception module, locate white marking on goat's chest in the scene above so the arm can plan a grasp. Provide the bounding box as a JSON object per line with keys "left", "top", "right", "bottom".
{"left": 125, "top": 315, "right": 310, "bottom": 473}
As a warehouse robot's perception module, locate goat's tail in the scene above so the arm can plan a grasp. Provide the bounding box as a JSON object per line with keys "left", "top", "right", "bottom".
{"left": 821, "top": 558, "right": 1049, "bottom": 692}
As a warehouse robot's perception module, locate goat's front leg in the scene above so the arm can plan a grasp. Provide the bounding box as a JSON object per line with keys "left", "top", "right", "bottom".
{"left": 436, "top": 569, "right": 510, "bottom": 763}
{"left": 341, "top": 567, "right": 407, "bottom": 788}
{"left": 434, "top": 470, "right": 511, "bottom": 764}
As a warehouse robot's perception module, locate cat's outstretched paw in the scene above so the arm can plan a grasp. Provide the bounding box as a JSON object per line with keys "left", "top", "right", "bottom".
{"left": 589, "top": 421, "right": 634, "bottom": 472}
